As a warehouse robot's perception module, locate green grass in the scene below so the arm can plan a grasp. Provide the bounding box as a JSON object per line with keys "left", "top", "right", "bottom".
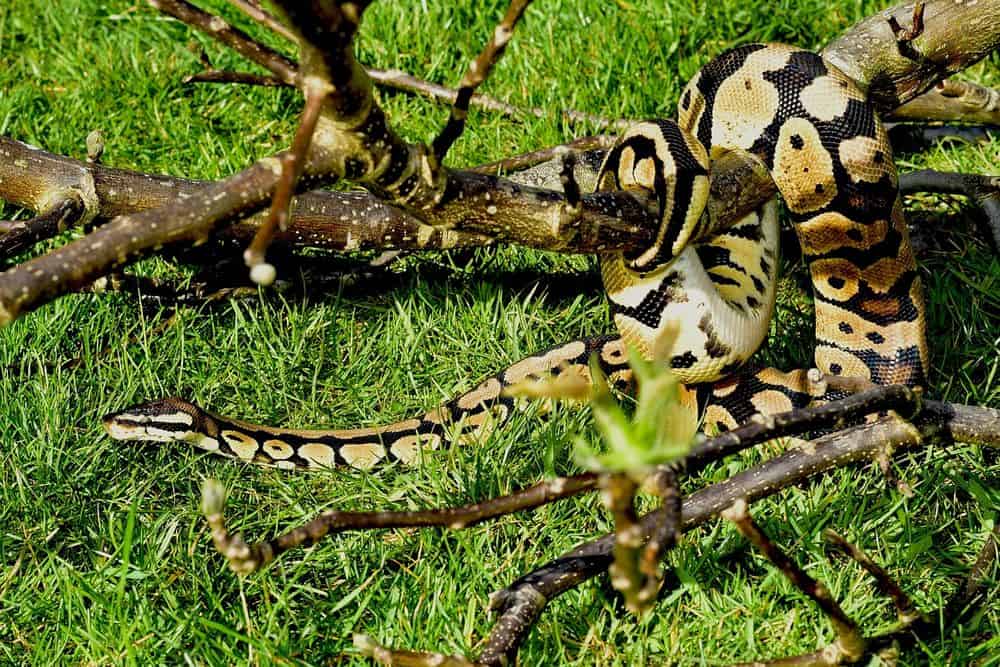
{"left": 1, "top": 0, "right": 999, "bottom": 664}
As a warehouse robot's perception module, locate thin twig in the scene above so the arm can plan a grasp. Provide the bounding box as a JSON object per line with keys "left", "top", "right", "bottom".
{"left": 184, "top": 64, "right": 631, "bottom": 130}
{"left": 682, "top": 383, "right": 922, "bottom": 474}
{"left": 724, "top": 499, "right": 866, "bottom": 665}
{"left": 469, "top": 135, "right": 616, "bottom": 174}
{"left": 369, "top": 68, "right": 630, "bottom": 130}
{"left": 184, "top": 69, "right": 286, "bottom": 86}
{"left": 244, "top": 88, "right": 328, "bottom": 284}
{"left": 431, "top": 0, "right": 535, "bottom": 162}
{"left": 0, "top": 197, "right": 86, "bottom": 263}
{"left": 227, "top": 0, "right": 298, "bottom": 42}
{"left": 202, "top": 474, "right": 599, "bottom": 574}
{"left": 824, "top": 529, "right": 923, "bottom": 624}
{"left": 887, "top": 1, "right": 926, "bottom": 45}
{"left": 479, "top": 555, "right": 603, "bottom": 665}
{"left": 946, "top": 521, "right": 1000, "bottom": 621}
{"left": 149, "top": 0, "right": 298, "bottom": 86}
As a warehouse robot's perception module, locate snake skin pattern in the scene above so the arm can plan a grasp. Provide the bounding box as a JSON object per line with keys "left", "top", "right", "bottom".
{"left": 104, "top": 44, "right": 928, "bottom": 469}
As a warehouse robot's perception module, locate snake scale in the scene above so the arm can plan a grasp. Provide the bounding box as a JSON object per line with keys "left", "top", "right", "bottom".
{"left": 104, "top": 44, "right": 928, "bottom": 469}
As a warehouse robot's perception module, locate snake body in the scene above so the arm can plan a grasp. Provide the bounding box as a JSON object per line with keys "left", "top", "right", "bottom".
{"left": 105, "top": 44, "right": 928, "bottom": 468}
{"left": 104, "top": 336, "right": 632, "bottom": 469}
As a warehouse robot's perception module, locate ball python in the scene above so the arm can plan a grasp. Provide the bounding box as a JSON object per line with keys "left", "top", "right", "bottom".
{"left": 104, "top": 43, "right": 928, "bottom": 468}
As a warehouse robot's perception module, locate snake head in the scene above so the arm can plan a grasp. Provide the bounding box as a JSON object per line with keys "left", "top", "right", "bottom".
{"left": 102, "top": 397, "right": 215, "bottom": 443}
{"left": 597, "top": 119, "right": 710, "bottom": 269}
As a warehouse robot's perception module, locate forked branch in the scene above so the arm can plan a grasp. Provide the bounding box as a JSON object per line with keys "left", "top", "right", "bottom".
{"left": 4, "top": 0, "right": 1000, "bottom": 324}
{"left": 723, "top": 499, "right": 866, "bottom": 665}
{"left": 203, "top": 385, "right": 925, "bottom": 576}
{"left": 462, "top": 400, "right": 998, "bottom": 665}
{"left": 202, "top": 473, "right": 598, "bottom": 574}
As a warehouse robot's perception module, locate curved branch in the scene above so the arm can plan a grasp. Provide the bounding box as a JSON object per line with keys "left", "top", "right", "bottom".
{"left": 901, "top": 169, "right": 1000, "bottom": 250}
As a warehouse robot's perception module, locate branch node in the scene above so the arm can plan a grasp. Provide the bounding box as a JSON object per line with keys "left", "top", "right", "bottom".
{"left": 887, "top": 1, "right": 926, "bottom": 60}
{"left": 201, "top": 479, "right": 270, "bottom": 574}
{"left": 85, "top": 130, "right": 105, "bottom": 164}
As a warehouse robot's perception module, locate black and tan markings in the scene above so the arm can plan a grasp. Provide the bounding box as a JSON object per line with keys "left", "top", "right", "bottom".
{"left": 105, "top": 44, "right": 930, "bottom": 469}
{"left": 676, "top": 43, "right": 927, "bottom": 388}
{"left": 596, "top": 120, "right": 710, "bottom": 269}
{"left": 599, "top": 120, "right": 781, "bottom": 383}
{"left": 103, "top": 336, "right": 633, "bottom": 470}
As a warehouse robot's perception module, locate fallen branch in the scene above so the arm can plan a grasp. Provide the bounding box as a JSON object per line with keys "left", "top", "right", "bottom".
{"left": 888, "top": 78, "right": 1000, "bottom": 124}
{"left": 0, "top": 197, "right": 87, "bottom": 264}
{"left": 723, "top": 500, "right": 866, "bottom": 665}
{"left": 821, "top": 0, "right": 1000, "bottom": 109}
{"left": 202, "top": 384, "right": 925, "bottom": 575}
{"left": 202, "top": 473, "right": 599, "bottom": 574}
{"left": 466, "top": 400, "right": 998, "bottom": 665}
{"left": 4, "top": 0, "right": 999, "bottom": 325}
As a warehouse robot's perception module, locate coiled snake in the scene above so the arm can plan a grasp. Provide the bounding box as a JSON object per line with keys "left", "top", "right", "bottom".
{"left": 104, "top": 44, "right": 928, "bottom": 469}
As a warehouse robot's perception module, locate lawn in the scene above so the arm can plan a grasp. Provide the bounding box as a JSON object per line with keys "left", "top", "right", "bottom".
{"left": 0, "top": 0, "right": 998, "bottom": 664}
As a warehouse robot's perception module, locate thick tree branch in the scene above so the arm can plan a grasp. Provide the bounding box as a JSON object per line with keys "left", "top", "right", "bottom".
{"left": 822, "top": 0, "right": 1000, "bottom": 110}
{"left": 888, "top": 78, "right": 1000, "bottom": 123}
{"left": 3, "top": 0, "right": 998, "bottom": 324}
{"left": 0, "top": 135, "right": 482, "bottom": 252}
{"left": 0, "top": 153, "right": 300, "bottom": 324}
